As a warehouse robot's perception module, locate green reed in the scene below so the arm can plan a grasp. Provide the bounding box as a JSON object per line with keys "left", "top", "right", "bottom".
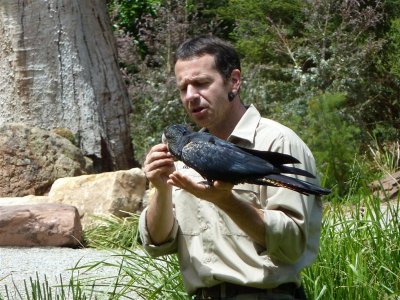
{"left": 303, "top": 194, "right": 399, "bottom": 300}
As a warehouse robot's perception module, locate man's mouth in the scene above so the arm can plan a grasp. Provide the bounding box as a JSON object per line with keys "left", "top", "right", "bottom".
{"left": 191, "top": 106, "right": 207, "bottom": 115}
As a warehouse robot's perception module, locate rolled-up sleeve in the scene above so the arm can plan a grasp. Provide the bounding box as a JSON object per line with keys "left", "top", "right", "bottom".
{"left": 263, "top": 189, "right": 310, "bottom": 263}
{"left": 261, "top": 133, "right": 321, "bottom": 264}
{"left": 138, "top": 207, "right": 179, "bottom": 257}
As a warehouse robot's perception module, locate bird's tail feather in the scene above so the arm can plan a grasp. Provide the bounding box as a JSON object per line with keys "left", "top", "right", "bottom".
{"left": 278, "top": 166, "right": 316, "bottom": 178}
{"left": 254, "top": 174, "right": 331, "bottom": 196}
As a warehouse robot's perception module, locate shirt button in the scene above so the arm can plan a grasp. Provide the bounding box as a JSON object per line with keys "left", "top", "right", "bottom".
{"left": 200, "top": 223, "right": 208, "bottom": 231}
{"left": 203, "top": 257, "right": 211, "bottom": 264}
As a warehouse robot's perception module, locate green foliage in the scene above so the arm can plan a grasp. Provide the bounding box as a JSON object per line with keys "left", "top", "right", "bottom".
{"left": 84, "top": 213, "right": 141, "bottom": 249}
{"left": 226, "top": 0, "right": 399, "bottom": 141}
{"left": 217, "top": 0, "right": 304, "bottom": 63}
{"left": 82, "top": 214, "right": 187, "bottom": 299}
{"left": 298, "top": 93, "right": 361, "bottom": 195}
{"left": 82, "top": 250, "right": 186, "bottom": 299}
{"left": 303, "top": 194, "right": 400, "bottom": 299}
{"left": 108, "top": 0, "right": 160, "bottom": 56}
{"left": 186, "top": 0, "right": 234, "bottom": 38}
{"left": 232, "top": 0, "right": 399, "bottom": 194}
{"left": 386, "top": 18, "right": 400, "bottom": 79}
{"left": 1, "top": 272, "right": 99, "bottom": 300}
{"left": 109, "top": 0, "right": 159, "bottom": 34}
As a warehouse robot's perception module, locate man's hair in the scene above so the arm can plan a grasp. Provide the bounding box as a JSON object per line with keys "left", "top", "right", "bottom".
{"left": 175, "top": 35, "right": 241, "bottom": 80}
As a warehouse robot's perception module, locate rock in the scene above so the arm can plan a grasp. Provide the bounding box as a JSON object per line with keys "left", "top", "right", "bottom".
{"left": 0, "top": 203, "right": 82, "bottom": 247}
{"left": 0, "top": 168, "right": 147, "bottom": 232}
{"left": 369, "top": 171, "right": 400, "bottom": 201}
{"left": 48, "top": 168, "right": 146, "bottom": 226}
{"left": 0, "top": 123, "right": 93, "bottom": 197}
{"left": 0, "top": 195, "right": 49, "bottom": 206}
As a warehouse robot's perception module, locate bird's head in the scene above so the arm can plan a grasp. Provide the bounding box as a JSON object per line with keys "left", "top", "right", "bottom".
{"left": 163, "top": 124, "right": 192, "bottom": 157}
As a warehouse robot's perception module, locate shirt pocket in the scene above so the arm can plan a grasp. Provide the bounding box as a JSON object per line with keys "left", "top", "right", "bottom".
{"left": 173, "top": 188, "right": 201, "bottom": 236}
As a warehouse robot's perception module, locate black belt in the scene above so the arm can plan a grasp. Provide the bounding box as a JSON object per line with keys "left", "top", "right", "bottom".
{"left": 194, "top": 282, "right": 305, "bottom": 299}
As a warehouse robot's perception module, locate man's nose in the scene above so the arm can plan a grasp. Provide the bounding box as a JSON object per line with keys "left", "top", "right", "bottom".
{"left": 184, "top": 85, "right": 199, "bottom": 102}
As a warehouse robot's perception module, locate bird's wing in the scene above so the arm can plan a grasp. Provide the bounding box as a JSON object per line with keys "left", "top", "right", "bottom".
{"left": 180, "top": 140, "right": 277, "bottom": 183}
{"left": 235, "top": 146, "right": 301, "bottom": 164}
{"left": 187, "top": 132, "right": 315, "bottom": 178}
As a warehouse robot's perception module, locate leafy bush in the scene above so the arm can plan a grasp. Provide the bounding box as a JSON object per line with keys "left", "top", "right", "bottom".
{"left": 108, "top": 0, "right": 160, "bottom": 56}
{"left": 297, "top": 93, "right": 361, "bottom": 196}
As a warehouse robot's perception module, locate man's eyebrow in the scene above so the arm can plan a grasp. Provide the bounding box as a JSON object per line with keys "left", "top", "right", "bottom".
{"left": 177, "top": 75, "right": 210, "bottom": 88}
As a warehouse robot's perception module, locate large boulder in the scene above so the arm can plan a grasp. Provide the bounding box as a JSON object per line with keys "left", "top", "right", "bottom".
{"left": 48, "top": 168, "right": 146, "bottom": 226}
{"left": 0, "top": 203, "right": 82, "bottom": 247}
{"left": 0, "top": 123, "right": 93, "bottom": 197}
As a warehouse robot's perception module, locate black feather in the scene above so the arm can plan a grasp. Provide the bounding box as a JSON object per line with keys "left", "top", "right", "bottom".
{"left": 164, "top": 124, "right": 331, "bottom": 196}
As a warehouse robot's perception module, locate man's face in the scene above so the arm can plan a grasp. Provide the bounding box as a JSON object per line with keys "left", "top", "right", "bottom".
{"left": 175, "top": 54, "right": 231, "bottom": 130}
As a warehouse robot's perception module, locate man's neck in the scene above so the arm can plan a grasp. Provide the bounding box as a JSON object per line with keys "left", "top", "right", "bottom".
{"left": 209, "top": 102, "right": 247, "bottom": 140}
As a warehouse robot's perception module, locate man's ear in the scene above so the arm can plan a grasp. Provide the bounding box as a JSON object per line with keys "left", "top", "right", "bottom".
{"left": 230, "top": 69, "right": 241, "bottom": 94}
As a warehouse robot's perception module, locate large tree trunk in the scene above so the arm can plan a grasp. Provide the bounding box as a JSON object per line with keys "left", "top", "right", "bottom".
{"left": 0, "top": 0, "right": 136, "bottom": 171}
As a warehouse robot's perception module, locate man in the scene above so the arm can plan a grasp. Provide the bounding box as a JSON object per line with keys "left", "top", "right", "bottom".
{"left": 139, "top": 35, "right": 322, "bottom": 300}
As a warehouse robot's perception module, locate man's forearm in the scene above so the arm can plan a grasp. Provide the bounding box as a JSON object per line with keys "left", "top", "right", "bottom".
{"left": 145, "top": 187, "right": 175, "bottom": 245}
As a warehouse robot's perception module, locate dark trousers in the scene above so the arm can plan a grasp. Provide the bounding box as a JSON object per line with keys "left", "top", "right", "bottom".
{"left": 193, "top": 282, "right": 308, "bottom": 300}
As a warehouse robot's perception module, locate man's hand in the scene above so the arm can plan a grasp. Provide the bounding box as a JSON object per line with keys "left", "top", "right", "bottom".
{"left": 144, "top": 144, "right": 176, "bottom": 192}
{"left": 167, "top": 171, "right": 234, "bottom": 205}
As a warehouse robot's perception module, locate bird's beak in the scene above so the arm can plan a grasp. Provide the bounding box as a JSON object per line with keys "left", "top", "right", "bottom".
{"left": 162, "top": 133, "right": 167, "bottom": 144}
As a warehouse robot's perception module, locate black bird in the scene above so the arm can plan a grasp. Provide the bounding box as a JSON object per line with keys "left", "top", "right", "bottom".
{"left": 163, "top": 124, "right": 331, "bottom": 196}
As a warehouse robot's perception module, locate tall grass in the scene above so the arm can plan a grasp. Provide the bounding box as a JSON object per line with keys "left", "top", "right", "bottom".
{"left": 303, "top": 194, "right": 400, "bottom": 299}
{"left": 84, "top": 213, "right": 141, "bottom": 250}
{"left": 72, "top": 249, "right": 186, "bottom": 299}
{"left": 302, "top": 142, "right": 400, "bottom": 299}
{"left": 1, "top": 272, "right": 99, "bottom": 300}
{"left": 76, "top": 213, "right": 187, "bottom": 299}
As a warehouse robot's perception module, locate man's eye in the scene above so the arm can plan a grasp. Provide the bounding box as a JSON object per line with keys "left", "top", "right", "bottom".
{"left": 196, "top": 81, "right": 209, "bottom": 88}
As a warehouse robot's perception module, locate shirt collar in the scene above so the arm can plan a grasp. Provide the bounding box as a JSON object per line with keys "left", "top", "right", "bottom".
{"left": 228, "top": 104, "right": 260, "bottom": 146}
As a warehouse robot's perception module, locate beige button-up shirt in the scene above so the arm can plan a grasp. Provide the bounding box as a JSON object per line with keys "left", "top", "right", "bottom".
{"left": 139, "top": 105, "right": 322, "bottom": 295}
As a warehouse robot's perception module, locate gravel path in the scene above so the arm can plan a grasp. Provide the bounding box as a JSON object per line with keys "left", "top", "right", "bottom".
{"left": 0, "top": 247, "right": 124, "bottom": 299}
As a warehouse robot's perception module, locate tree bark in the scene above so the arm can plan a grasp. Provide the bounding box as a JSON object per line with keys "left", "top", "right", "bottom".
{"left": 0, "top": 0, "right": 136, "bottom": 171}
